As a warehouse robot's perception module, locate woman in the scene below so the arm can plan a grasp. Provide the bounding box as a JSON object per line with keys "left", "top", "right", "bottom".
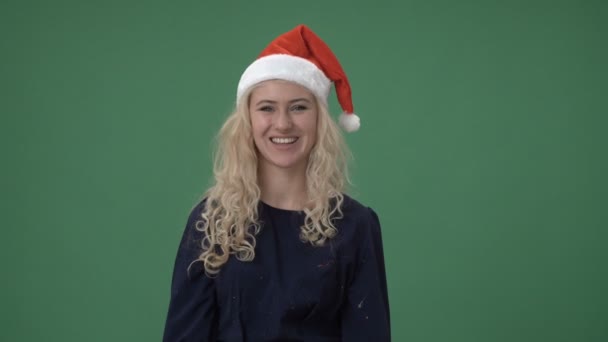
{"left": 163, "top": 24, "right": 391, "bottom": 341}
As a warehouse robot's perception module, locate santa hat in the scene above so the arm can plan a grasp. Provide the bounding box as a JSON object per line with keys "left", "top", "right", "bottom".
{"left": 236, "top": 24, "right": 361, "bottom": 132}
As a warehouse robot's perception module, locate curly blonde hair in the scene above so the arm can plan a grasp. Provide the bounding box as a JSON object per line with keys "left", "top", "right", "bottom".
{"left": 194, "top": 84, "right": 351, "bottom": 275}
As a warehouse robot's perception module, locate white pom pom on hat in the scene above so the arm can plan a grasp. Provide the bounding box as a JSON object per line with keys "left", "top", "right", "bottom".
{"left": 339, "top": 112, "right": 361, "bottom": 132}
{"left": 237, "top": 24, "right": 361, "bottom": 133}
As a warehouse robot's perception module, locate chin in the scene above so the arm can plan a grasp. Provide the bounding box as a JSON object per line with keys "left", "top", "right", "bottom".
{"left": 271, "top": 159, "right": 306, "bottom": 170}
{"left": 262, "top": 156, "right": 308, "bottom": 171}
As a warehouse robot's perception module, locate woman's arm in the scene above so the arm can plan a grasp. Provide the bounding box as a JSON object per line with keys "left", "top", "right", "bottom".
{"left": 163, "top": 201, "right": 218, "bottom": 342}
{"left": 341, "top": 207, "right": 391, "bottom": 341}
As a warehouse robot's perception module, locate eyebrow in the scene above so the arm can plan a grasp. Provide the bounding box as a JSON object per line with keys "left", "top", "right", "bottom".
{"left": 254, "top": 98, "right": 312, "bottom": 106}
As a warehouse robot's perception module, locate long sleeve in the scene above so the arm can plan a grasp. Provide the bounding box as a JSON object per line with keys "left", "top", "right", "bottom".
{"left": 341, "top": 207, "right": 391, "bottom": 341}
{"left": 163, "top": 201, "right": 218, "bottom": 342}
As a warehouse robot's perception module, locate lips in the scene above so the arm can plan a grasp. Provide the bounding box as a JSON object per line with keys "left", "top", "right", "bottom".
{"left": 270, "top": 137, "right": 298, "bottom": 144}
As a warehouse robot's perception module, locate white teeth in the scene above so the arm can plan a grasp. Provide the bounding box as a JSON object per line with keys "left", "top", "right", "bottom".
{"left": 271, "top": 137, "right": 297, "bottom": 144}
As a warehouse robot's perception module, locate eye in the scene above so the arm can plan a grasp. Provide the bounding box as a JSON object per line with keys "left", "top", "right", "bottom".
{"left": 291, "top": 104, "right": 308, "bottom": 112}
{"left": 258, "top": 105, "right": 274, "bottom": 112}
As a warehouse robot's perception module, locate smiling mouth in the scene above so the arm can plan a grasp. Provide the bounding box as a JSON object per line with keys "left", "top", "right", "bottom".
{"left": 270, "top": 137, "right": 298, "bottom": 144}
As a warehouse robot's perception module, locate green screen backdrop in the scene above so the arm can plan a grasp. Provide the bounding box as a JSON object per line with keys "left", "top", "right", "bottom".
{"left": 2, "top": 0, "right": 607, "bottom": 341}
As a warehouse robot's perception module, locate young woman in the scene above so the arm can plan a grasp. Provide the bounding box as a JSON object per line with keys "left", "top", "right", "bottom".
{"left": 163, "top": 24, "right": 391, "bottom": 341}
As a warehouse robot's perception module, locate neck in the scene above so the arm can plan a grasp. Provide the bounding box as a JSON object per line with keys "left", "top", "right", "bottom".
{"left": 258, "top": 163, "right": 308, "bottom": 211}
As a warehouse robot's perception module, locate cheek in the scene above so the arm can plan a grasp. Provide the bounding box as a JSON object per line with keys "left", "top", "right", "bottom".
{"left": 252, "top": 113, "right": 272, "bottom": 129}
{"left": 249, "top": 115, "right": 264, "bottom": 136}
{"left": 303, "top": 115, "right": 318, "bottom": 137}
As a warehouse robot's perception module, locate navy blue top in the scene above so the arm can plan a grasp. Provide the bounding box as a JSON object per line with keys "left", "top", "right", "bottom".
{"left": 163, "top": 195, "right": 391, "bottom": 341}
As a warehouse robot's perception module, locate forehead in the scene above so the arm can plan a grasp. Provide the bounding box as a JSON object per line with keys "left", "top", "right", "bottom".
{"left": 249, "top": 80, "right": 315, "bottom": 102}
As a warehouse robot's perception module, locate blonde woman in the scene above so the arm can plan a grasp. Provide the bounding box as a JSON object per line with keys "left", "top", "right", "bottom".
{"left": 163, "top": 24, "right": 391, "bottom": 341}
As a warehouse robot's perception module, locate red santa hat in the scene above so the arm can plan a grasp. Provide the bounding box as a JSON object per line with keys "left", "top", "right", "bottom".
{"left": 237, "top": 24, "right": 361, "bottom": 132}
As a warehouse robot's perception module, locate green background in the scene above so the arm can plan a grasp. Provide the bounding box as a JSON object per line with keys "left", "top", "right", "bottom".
{"left": 2, "top": 0, "right": 607, "bottom": 341}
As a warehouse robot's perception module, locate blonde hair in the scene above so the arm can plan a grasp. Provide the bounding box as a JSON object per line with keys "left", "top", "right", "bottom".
{"left": 194, "top": 85, "right": 351, "bottom": 275}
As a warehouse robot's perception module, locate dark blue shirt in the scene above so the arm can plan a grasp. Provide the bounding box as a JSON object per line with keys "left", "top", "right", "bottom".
{"left": 163, "top": 195, "right": 391, "bottom": 341}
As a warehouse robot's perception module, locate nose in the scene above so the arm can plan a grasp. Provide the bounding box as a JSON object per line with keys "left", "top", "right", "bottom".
{"left": 275, "top": 109, "right": 293, "bottom": 130}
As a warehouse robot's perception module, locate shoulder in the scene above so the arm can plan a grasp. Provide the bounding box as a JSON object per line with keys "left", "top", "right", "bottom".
{"left": 333, "top": 194, "right": 386, "bottom": 265}
{"left": 336, "top": 194, "right": 383, "bottom": 239}
{"left": 186, "top": 197, "right": 208, "bottom": 225}
{"left": 178, "top": 197, "right": 209, "bottom": 252}
{"left": 340, "top": 193, "right": 381, "bottom": 223}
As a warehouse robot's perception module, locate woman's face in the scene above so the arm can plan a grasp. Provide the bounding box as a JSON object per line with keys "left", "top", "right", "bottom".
{"left": 249, "top": 80, "right": 318, "bottom": 173}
